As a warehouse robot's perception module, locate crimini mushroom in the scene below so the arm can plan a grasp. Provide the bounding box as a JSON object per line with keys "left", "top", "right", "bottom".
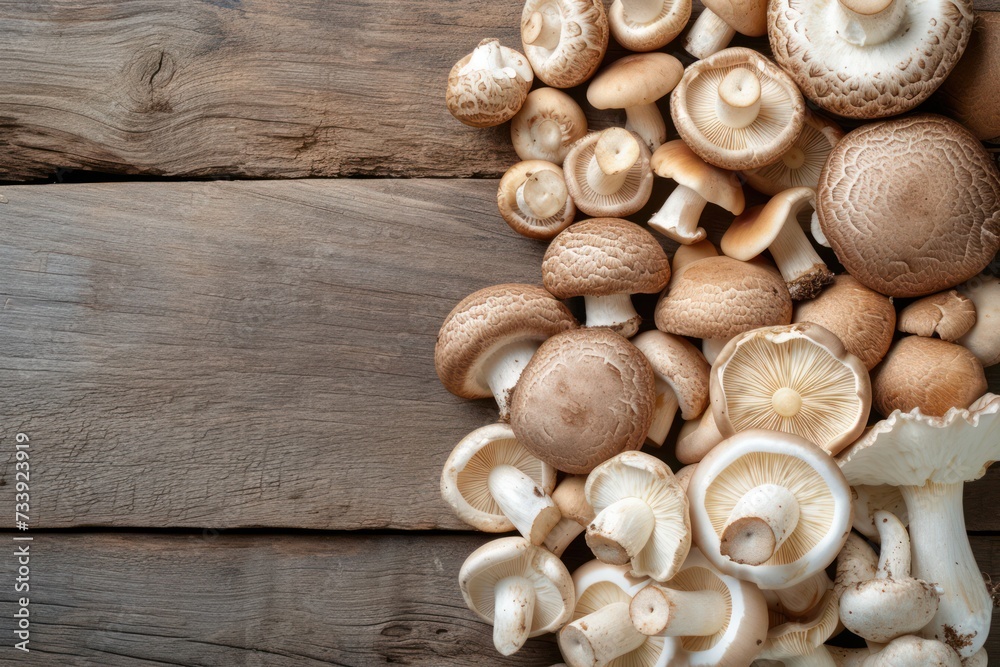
{"left": 683, "top": 0, "right": 767, "bottom": 59}
{"left": 460, "top": 536, "right": 575, "bottom": 656}
{"left": 871, "top": 336, "right": 987, "bottom": 418}
{"left": 957, "top": 272, "right": 1000, "bottom": 367}
{"left": 441, "top": 423, "right": 560, "bottom": 544}
{"left": 897, "top": 291, "right": 976, "bottom": 342}
{"left": 676, "top": 409, "right": 724, "bottom": 465}
{"left": 510, "top": 328, "right": 656, "bottom": 474}
{"left": 793, "top": 274, "right": 896, "bottom": 371}
{"left": 609, "top": 0, "right": 691, "bottom": 51}
{"left": 670, "top": 48, "right": 805, "bottom": 171}
{"left": 497, "top": 161, "right": 576, "bottom": 241}
{"left": 563, "top": 128, "right": 654, "bottom": 218}
{"left": 542, "top": 475, "right": 595, "bottom": 557}
{"left": 837, "top": 394, "right": 1000, "bottom": 657}
{"left": 817, "top": 115, "right": 1000, "bottom": 298}
{"left": 586, "top": 53, "right": 684, "bottom": 152}
{"left": 521, "top": 0, "right": 609, "bottom": 88}
{"left": 446, "top": 39, "right": 534, "bottom": 128}
{"left": 688, "top": 430, "right": 853, "bottom": 589}
{"left": 711, "top": 323, "right": 871, "bottom": 456}
{"left": 648, "top": 141, "right": 745, "bottom": 245}
{"left": 939, "top": 12, "right": 1000, "bottom": 142}
{"left": 768, "top": 0, "right": 973, "bottom": 119}
{"left": 632, "top": 330, "right": 711, "bottom": 447}
{"left": 435, "top": 284, "right": 577, "bottom": 420}
{"left": 850, "top": 485, "right": 907, "bottom": 543}
{"left": 543, "top": 218, "right": 670, "bottom": 337}
{"left": 741, "top": 112, "right": 843, "bottom": 196}
{"left": 755, "top": 590, "right": 841, "bottom": 666}
{"left": 510, "top": 88, "right": 588, "bottom": 165}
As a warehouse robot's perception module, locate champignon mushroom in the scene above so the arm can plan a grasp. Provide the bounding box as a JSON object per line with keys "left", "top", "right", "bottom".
{"left": 648, "top": 141, "right": 745, "bottom": 245}
{"left": 497, "top": 160, "right": 576, "bottom": 241}
{"left": 670, "top": 48, "right": 805, "bottom": 171}
{"left": 586, "top": 53, "right": 684, "bottom": 152}
{"left": 817, "top": 115, "right": 1000, "bottom": 298}
{"left": 521, "top": 0, "right": 609, "bottom": 88}
{"left": 683, "top": 0, "right": 767, "bottom": 59}
{"left": 898, "top": 291, "right": 977, "bottom": 342}
{"left": 435, "top": 284, "right": 577, "bottom": 420}
{"left": 676, "top": 408, "right": 725, "bottom": 464}
{"left": 837, "top": 393, "right": 1000, "bottom": 658}
{"left": 755, "top": 590, "right": 842, "bottom": 666}
{"left": 460, "top": 536, "right": 575, "bottom": 655}
{"left": 956, "top": 272, "right": 1000, "bottom": 367}
{"left": 851, "top": 485, "right": 907, "bottom": 543}
{"left": 938, "top": 12, "right": 1000, "bottom": 142}
{"left": 543, "top": 218, "right": 670, "bottom": 337}
{"left": 446, "top": 39, "right": 534, "bottom": 128}
{"left": 688, "top": 430, "right": 853, "bottom": 589}
{"left": 609, "top": 0, "right": 691, "bottom": 51}
{"left": 510, "top": 328, "right": 656, "bottom": 474}
{"left": 510, "top": 88, "right": 588, "bottom": 165}
{"left": 543, "top": 475, "right": 596, "bottom": 557}
{"left": 763, "top": 571, "right": 833, "bottom": 621}
{"left": 441, "top": 423, "right": 561, "bottom": 544}
{"left": 829, "top": 636, "right": 965, "bottom": 667}
{"left": 563, "top": 128, "right": 654, "bottom": 218}
{"left": 741, "top": 111, "right": 843, "bottom": 196}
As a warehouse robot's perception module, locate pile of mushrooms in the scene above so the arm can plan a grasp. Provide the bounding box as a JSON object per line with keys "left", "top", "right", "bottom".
{"left": 440, "top": 1, "right": 999, "bottom": 664}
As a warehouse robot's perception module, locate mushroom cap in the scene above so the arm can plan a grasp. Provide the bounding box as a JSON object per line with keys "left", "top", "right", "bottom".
{"left": 632, "top": 330, "right": 711, "bottom": 421}
{"left": 552, "top": 475, "right": 595, "bottom": 526}
{"left": 957, "top": 272, "right": 1000, "bottom": 366}
{"left": 459, "top": 536, "right": 575, "bottom": 636}
{"left": 446, "top": 39, "right": 534, "bottom": 128}
{"left": 867, "top": 636, "right": 963, "bottom": 667}
{"left": 742, "top": 111, "right": 844, "bottom": 196}
{"left": 676, "top": 409, "right": 725, "bottom": 465}
{"left": 768, "top": 0, "right": 973, "bottom": 119}
{"left": 817, "top": 115, "right": 1000, "bottom": 298}
{"left": 651, "top": 141, "right": 745, "bottom": 214}
{"left": 543, "top": 218, "right": 671, "bottom": 298}
{"left": 511, "top": 88, "right": 589, "bottom": 165}
{"left": 521, "top": 0, "right": 609, "bottom": 88}
{"left": 897, "top": 290, "right": 976, "bottom": 342}
{"left": 435, "top": 284, "right": 578, "bottom": 400}
{"left": 441, "top": 423, "right": 558, "bottom": 533}
{"left": 703, "top": 0, "right": 768, "bottom": 35}
{"left": 608, "top": 0, "right": 692, "bottom": 51}
{"left": 587, "top": 53, "right": 684, "bottom": 110}
{"left": 497, "top": 160, "right": 576, "bottom": 241}
{"left": 563, "top": 130, "right": 655, "bottom": 217}
{"left": 721, "top": 186, "right": 814, "bottom": 259}
{"left": 711, "top": 323, "right": 871, "bottom": 456}
{"left": 871, "top": 336, "right": 987, "bottom": 418}
{"left": 688, "top": 430, "right": 853, "bottom": 589}
{"left": 840, "top": 576, "right": 940, "bottom": 644}
{"left": 655, "top": 256, "right": 792, "bottom": 341}
{"left": 793, "top": 274, "right": 896, "bottom": 371}
{"left": 670, "top": 47, "right": 805, "bottom": 171}
{"left": 938, "top": 12, "right": 1000, "bottom": 142}
{"left": 510, "top": 328, "right": 656, "bottom": 474}
{"left": 757, "top": 590, "right": 841, "bottom": 660}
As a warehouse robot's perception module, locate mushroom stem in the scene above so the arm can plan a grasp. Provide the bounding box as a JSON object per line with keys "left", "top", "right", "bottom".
{"left": 716, "top": 68, "right": 762, "bottom": 129}
{"left": 488, "top": 465, "right": 562, "bottom": 545}
{"left": 721, "top": 483, "right": 800, "bottom": 565}
{"left": 647, "top": 378, "right": 680, "bottom": 447}
{"left": 621, "top": 0, "right": 666, "bottom": 23}
{"left": 516, "top": 170, "right": 567, "bottom": 219}
{"left": 648, "top": 185, "right": 709, "bottom": 244}
{"left": 588, "top": 129, "right": 640, "bottom": 195}
{"left": 835, "top": 0, "right": 906, "bottom": 47}
{"left": 522, "top": 10, "right": 562, "bottom": 50}
{"left": 542, "top": 517, "right": 585, "bottom": 556}
{"left": 702, "top": 337, "right": 731, "bottom": 364}
{"left": 462, "top": 39, "right": 510, "bottom": 76}
{"left": 559, "top": 602, "right": 647, "bottom": 666}
{"left": 483, "top": 340, "right": 539, "bottom": 420}
{"left": 625, "top": 103, "right": 667, "bottom": 152}
{"left": 586, "top": 497, "right": 656, "bottom": 566}
{"left": 676, "top": 407, "right": 724, "bottom": 464}
{"left": 531, "top": 119, "right": 565, "bottom": 158}
{"left": 583, "top": 294, "right": 641, "bottom": 338}
{"left": 835, "top": 533, "right": 877, "bottom": 595}
{"left": 810, "top": 211, "right": 830, "bottom": 248}
{"left": 629, "top": 584, "right": 728, "bottom": 636}
{"left": 683, "top": 9, "right": 737, "bottom": 59}
{"left": 872, "top": 510, "right": 910, "bottom": 580}
{"left": 768, "top": 215, "right": 832, "bottom": 300}
{"left": 492, "top": 575, "right": 537, "bottom": 656}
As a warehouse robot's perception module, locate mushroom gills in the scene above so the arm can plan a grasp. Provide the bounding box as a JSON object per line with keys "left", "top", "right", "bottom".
{"left": 583, "top": 293, "right": 642, "bottom": 338}
{"left": 492, "top": 575, "right": 537, "bottom": 656}
{"left": 630, "top": 584, "right": 727, "bottom": 636}
{"left": 648, "top": 184, "right": 710, "bottom": 244}
{"left": 684, "top": 9, "right": 737, "bottom": 59}
{"left": 559, "top": 601, "right": 647, "bottom": 665}
{"left": 487, "top": 464, "right": 562, "bottom": 545}
{"left": 587, "top": 496, "right": 656, "bottom": 565}
{"left": 720, "top": 483, "right": 800, "bottom": 565}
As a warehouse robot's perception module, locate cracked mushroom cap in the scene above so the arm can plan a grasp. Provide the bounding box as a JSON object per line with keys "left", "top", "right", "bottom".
{"left": 939, "top": 12, "right": 1000, "bottom": 142}
{"left": 521, "top": 0, "right": 609, "bottom": 88}
{"left": 817, "top": 115, "right": 1000, "bottom": 298}
{"left": 563, "top": 129, "right": 655, "bottom": 217}
{"left": 446, "top": 39, "right": 534, "bottom": 128}
{"left": 670, "top": 48, "right": 805, "bottom": 171}
{"left": 957, "top": 272, "right": 1000, "bottom": 367}
{"left": 742, "top": 111, "right": 844, "bottom": 196}
{"left": 756, "top": 590, "right": 841, "bottom": 662}
{"left": 587, "top": 53, "right": 684, "bottom": 112}
{"left": 651, "top": 141, "right": 745, "bottom": 214}
{"left": 609, "top": 0, "right": 691, "bottom": 51}
{"left": 898, "top": 291, "right": 977, "bottom": 342}
{"left": 511, "top": 88, "right": 588, "bottom": 165}
{"left": 632, "top": 330, "right": 711, "bottom": 421}
{"left": 497, "top": 160, "right": 576, "bottom": 241}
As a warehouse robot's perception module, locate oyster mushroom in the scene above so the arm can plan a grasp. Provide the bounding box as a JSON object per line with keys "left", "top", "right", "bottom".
{"left": 756, "top": 590, "right": 842, "bottom": 666}
{"left": 543, "top": 475, "right": 595, "bottom": 557}
{"left": 741, "top": 111, "right": 843, "bottom": 196}
{"left": 510, "top": 88, "right": 588, "bottom": 165}
{"left": 563, "top": 128, "right": 654, "bottom": 218}
{"left": 609, "top": 0, "right": 691, "bottom": 51}
{"left": 521, "top": 0, "right": 609, "bottom": 88}
{"left": 956, "top": 272, "right": 1000, "bottom": 367}
{"left": 446, "top": 39, "right": 533, "bottom": 128}
{"left": 898, "top": 291, "right": 977, "bottom": 342}
{"left": 939, "top": 12, "right": 1000, "bottom": 142}
{"left": 497, "top": 160, "right": 576, "bottom": 241}
{"left": 683, "top": 0, "right": 767, "bottom": 59}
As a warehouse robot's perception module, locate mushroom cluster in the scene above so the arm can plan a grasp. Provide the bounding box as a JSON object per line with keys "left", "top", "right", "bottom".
{"left": 440, "top": 2, "right": 998, "bottom": 664}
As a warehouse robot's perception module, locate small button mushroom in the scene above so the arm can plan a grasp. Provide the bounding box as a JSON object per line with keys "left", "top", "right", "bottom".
{"left": 683, "top": 0, "right": 767, "bottom": 59}
{"left": 850, "top": 484, "right": 907, "bottom": 543}
{"left": 520, "top": 0, "right": 609, "bottom": 88}
{"left": 632, "top": 331, "right": 711, "bottom": 447}
{"left": 670, "top": 48, "right": 805, "bottom": 171}
{"left": 510, "top": 88, "right": 588, "bottom": 165}
{"left": 446, "top": 39, "right": 533, "bottom": 128}
{"left": 459, "top": 537, "right": 575, "bottom": 656}
{"left": 956, "top": 272, "right": 1000, "bottom": 367}
{"left": 497, "top": 161, "right": 576, "bottom": 241}
{"left": 898, "top": 290, "right": 977, "bottom": 342}
{"left": 741, "top": 111, "right": 843, "bottom": 196}
{"left": 939, "top": 12, "right": 1000, "bottom": 142}
{"left": 542, "top": 475, "right": 595, "bottom": 557}
{"left": 608, "top": 0, "right": 691, "bottom": 51}
{"left": 755, "top": 590, "right": 842, "bottom": 666}
{"left": 676, "top": 409, "right": 724, "bottom": 464}
{"left": 563, "top": 128, "right": 654, "bottom": 218}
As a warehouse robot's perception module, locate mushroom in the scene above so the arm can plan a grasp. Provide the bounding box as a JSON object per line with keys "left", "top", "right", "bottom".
{"left": 898, "top": 291, "right": 977, "bottom": 342}
{"left": 647, "top": 141, "right": 745, "bottom": 245}
{"left": 938, "top": 12, "right": 1000, "bottom": 142}
{"left": 768, "top": 0, "right": 973, "bottom": 119}
{"left": 829, "top": 636, "right": 965, "bottom": 667}
{"left": 837, "top": 393, "right": 1000, "bottom": 658}
{"left": 817, "top": 115, "right": 1000, "bottom": 298}
{"left": 585, "top": 452, "right": 690, "bottom": 582}
{"left": 586, "top": 53, "right": 684, "bottom": 152}
{"left": 510, "top": 88, "right": 588, "bottom": 165}
{"left": 850, "top": 485, "right": 907, "bottom": 543}
{"left": 676, "top": 408, "right": 725, "bottom": 465}
{"left": 542, "top": 475, "right": 596, "bottom": 557}
{"left": 721, "top": 187, "right": 834, "bottom": 300}
{"left": 510, "top": 328, "right": 656, "bottom": 474}
{"left": 793, "top": 274, "right": 896, "bottom": 371}
{"left": 446, "top": 38, "right": 534, "bottom": 128}
{"left": 543, "top": 218, "right": 670, "bottom": 338}
{"left": 521, "top": 0, "right": 609, "bottom": 89}
{"left": 670, "top": 48, "right": 805, "bottom": 171}
{"left": 741, "top": 111, "right": 843, "bottom": 196}
{"left": 497, "top": 160, "right": 576, "bottom": 241}
{"left": 763, "top": 571, "right": 833, "bottom": 621}
{"left": 563, "top": 128, "right": 654, "bottom": 218}
{"left": 711, "top": 323, "right": 871, "bottom": 456}
{"left": 435, "top": 284, "right": 577, "bottom": 420}
{"left": 441, "top": 423, "right": 561, "bottom": 544}
{"left": 675, "top": 464, "right": 698, "bottom": 493}
{"left": 683, "top": 0, "right": 767, "bottom": 59}
{"left": 755, "top": 591, "right": 842, "bottom": 667}
{"left": 670, "top": 239, "right": 719, "bottom": 287}
{"left": 871, "top": 336, "right": 987, "bottom": 418}
{"left": 688, "top": 430, "right": 853, "bottom": 589}
{"left": 956, "top": 272, "right": 1000, "bottom": 367}
{"left": 631, "top": 330, "right": 711, "bottom": 447}
{"left": 459, "top": 536, "right": 575, "bottom": 656}
{"left": 608, "top": 0, "right": 691, "bottom": 51}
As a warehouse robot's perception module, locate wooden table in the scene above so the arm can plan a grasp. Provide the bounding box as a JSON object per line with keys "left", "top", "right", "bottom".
{"left": 0, "top": 1, "right": 997, "bottom": 664}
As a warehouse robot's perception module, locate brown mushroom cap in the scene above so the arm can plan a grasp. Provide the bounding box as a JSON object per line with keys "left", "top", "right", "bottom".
{"left": 938, "top": 12, "right": 1000, "bottom": 142}
{"left": 608, "top": 0, "right": 691, "bottom": 51}
{"left": 871, "top": 336, "right": 988, "bottom": 418}
{"left": 510, "top": 88, "right": 588, "bottom": 165}
{"left": 898, "top": 290, "right": 977, "bottom": 342}
{"left": 446, "top": 39, "right": 534, "bottom": 128}
{"left": 651, "top": 141, "right": 745, "bottom": 214}
{"left": 510, "top": 328, "right": 656, "bottom": 474}
{"left": 703, "top": 0, "right": 767, "bottom": 35}
{"left": 563, "top": 129, "right": 655, "bottom": 217}
{"left": 632, "top": 330, "right": 711, "bottom": 420}
{"left": 818, "top": 115, "right": 1000, "bottom": 298}
{"left": 521, "top": 0, "right": 609, "bottom": 88}
{"left": 587, "top": 53, "right": 683, "bottom": 111}
{"left": 741, "top": 111, "right": 844, "bottom": 196}
{"left": 497, "top": 160, "right": 576, "bottom": 241}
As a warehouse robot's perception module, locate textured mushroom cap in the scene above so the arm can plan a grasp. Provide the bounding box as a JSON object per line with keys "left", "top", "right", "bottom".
{"left": 651, "top": 141, "right": 745, "bottom": 214}
{"left": 957, "top": 273, "right": 1000, "bottom": 366}
{"left": 435, "top": 284, "right": 578, "bottom": 400}
{"left": 655, "top": 256, "right": 792, "bottom": 340}
{"left": 871, "top": 336, "right": 987, "bottom": 418}
{"left": 793, "top": 275, "right": 896, "bottom": 371}
{"left": 510, "top": 328, "right": 656, "bottom": 474}
{"left": 757, "top": 591, "right": 841, "bottom": 659}
{"left": 817, "top": 115, "right": 1000, "bottom": 298}
{"left": 867, "top": 635, "right": 963, "bottom": 667}
{"left": 742, "top": 111, "right": 844, "bottom": 196}
{"left": 563, "top": 130, "right": 655, "bottom": 217}
{"left": 543, "top": 218, "right": 671, "bottom": 298}
{"left": 587, "top": 53, "right": 684, "bottom": 110}
{"left": 511, "top": 88, "right": 588, "bottom": 165}
{"left": 521, "top": 0, "right": 609, "bottom": 88}
{"left": 670, "top": 48, "right": 805, "bottom": 171}
{"left": 703, "top": 0, "right": 768, "bottom": 35}
{"left": 446, "top": 39, "right": 533, "bottom": 128}
{"left": 497, "top": 160, "right": 576, "bottom": 241}
{"left": 722, "top": 186, "right": 814, "bottom": 259}
{"left": 939, "top": 12, "right": 1000, "bottom": 142}
{"left": 632, "top": 330, "right": 711, "bottom": 420}
{"left": 609, "top": 0, "right": 692, "bottom": 51}
{"left": 898, "top": 291, "right": 976, "bottom": 342}
{"left": 768, "top": 0, "right": 973, "bottom": 119}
